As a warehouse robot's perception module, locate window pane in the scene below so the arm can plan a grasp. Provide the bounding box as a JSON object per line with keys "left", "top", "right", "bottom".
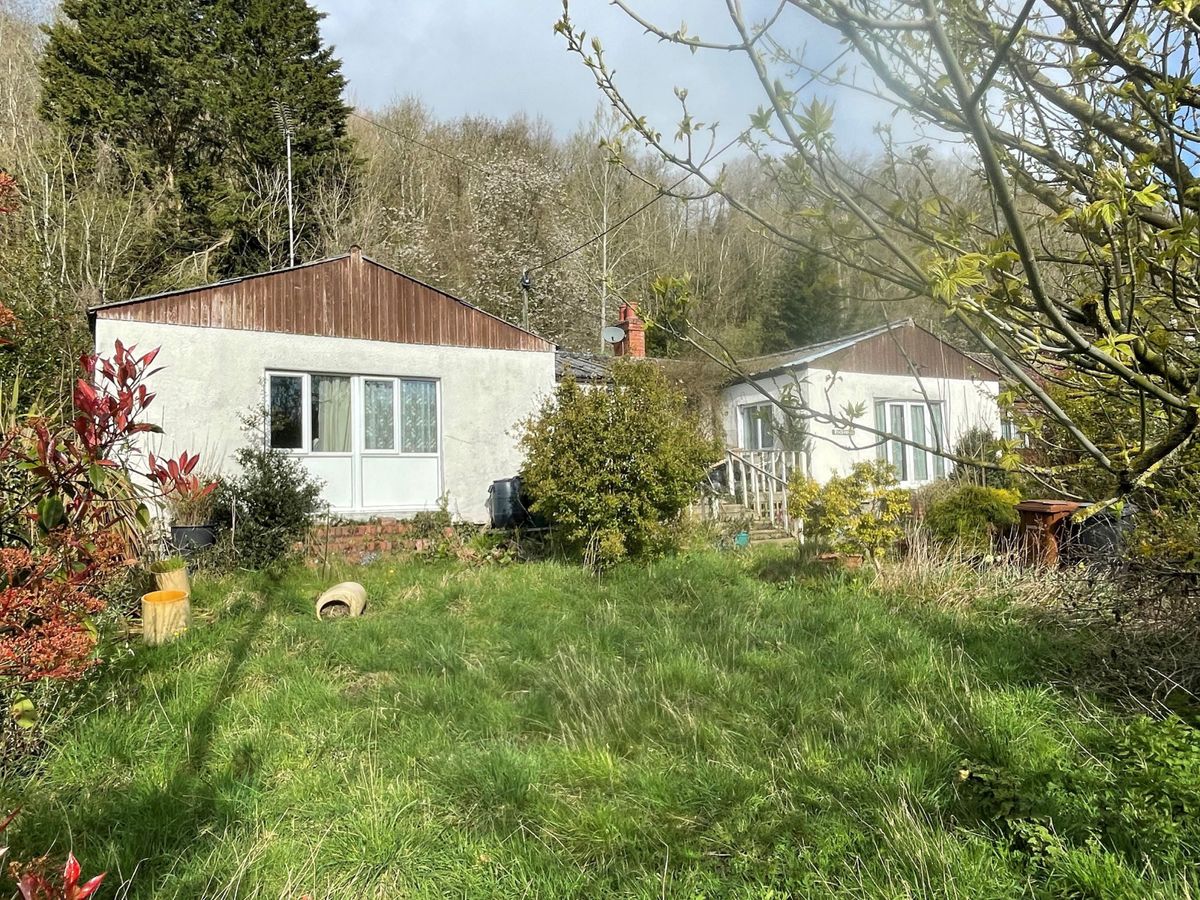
{"left": 930, "top": 404, "right": 947, "bottom": 477}
{"left": 269, "top": 375, "right": 303, "bottom": 449}
{"left": 910, "top": 404, "right": 928, "bottom": 481}
{"left": 889, "top": 404, "right": 907, "bottom": 480}
{"left": 401, "top": 380, "right": 437, "bottom": 453}
{"left": 741, "top": 406, "right": 758, "bottom": 450}
{"left": 311, "top": 375, "right": 351, "bottom": 452}
{"left": 364, "top": 380, "right": 395, "bottom": 450}
{"left": 758, "top": 406, "right": 776, "bottom": 450}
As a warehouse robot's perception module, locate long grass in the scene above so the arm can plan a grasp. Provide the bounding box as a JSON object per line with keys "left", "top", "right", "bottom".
{"left": 1, "top": 548, "right": 1195, "bottom": 898}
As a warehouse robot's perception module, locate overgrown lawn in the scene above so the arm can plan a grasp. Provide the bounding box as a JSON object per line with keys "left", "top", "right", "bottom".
{"left": 2, "top": 550, "right": 1195, "bottom": 898}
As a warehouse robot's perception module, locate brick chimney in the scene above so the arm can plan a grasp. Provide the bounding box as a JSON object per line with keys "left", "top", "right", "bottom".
{"left": 614, "top": 302, "right": 646, "bottom": 358}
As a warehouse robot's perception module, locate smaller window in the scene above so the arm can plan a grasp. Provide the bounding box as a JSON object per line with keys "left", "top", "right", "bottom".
{"left": 269, "top": 374, "right": 303, "bottom": 450}
{"left": 401, "top": 380, "right": 438, "bottom": 453}
{"left": 364, "top": 379, "right": 396, "bottom": 451}
{"left": 311, "top": 375, "right": 351, "bottom": 453}
{"left": 740, "top": 403, "right": 776, "bottom": 451}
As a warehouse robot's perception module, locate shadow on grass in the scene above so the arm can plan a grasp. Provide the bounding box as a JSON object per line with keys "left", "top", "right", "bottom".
{"left": 37, "top": 587, "right": 276, "bottom": 897}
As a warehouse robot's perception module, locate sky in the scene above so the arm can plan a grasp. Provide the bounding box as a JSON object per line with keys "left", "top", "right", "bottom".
{"left": 312, "top": 0, "right": 897, "bottom": 154}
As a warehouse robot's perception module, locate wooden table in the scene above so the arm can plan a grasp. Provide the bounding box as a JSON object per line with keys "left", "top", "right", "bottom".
{"left": 1016, "top": 499, "right": 1085, "bottom": 566}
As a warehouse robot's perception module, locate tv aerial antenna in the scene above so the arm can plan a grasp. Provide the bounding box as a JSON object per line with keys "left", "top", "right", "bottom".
{"left": 273, "top": 100, "right": 296, "bottom": 268}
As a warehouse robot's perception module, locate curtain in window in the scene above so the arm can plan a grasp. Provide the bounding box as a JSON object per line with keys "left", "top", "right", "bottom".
{"left": 364, "top": 380, "right": 395, "bottom": 450}
{"left": 875, "top": 401, "right": 888, "bottom": 461}
{"left": 311, "top": 375, "right": 351, "bottom": 452}
{"left": 401, "top": 380, "right": 437, "bottom": 453}
{"left": 930, "top": 403, "right": 946, "bottom": 477}
{"left": 888, "top": 403, "right": 907, "bottom": 480}
{"left": 909, "top": 404, "right": 929, "bottom": 481}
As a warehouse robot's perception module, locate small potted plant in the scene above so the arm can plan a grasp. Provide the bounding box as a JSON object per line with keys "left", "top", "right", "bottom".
{"left": 165, "top": 476, "right": 218, "bottom": 554}
{"left": 148, "top": 554, "right": 190, "bottom": 595}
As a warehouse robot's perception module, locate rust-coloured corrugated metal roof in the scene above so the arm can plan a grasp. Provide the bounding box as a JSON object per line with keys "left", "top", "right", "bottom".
{"left": 90, "top": 250, "right": 554, "bottom": 353}
{"left": 737, "top": 320, "right": 998, "bottom": 382}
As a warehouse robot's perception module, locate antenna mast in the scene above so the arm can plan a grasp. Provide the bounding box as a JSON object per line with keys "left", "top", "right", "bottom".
{"left": 274, "top": 100, "right": 296, "bottom": 268}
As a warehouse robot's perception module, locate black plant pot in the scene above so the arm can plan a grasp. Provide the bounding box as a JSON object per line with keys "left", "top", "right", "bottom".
{"left": 171, "top": 524, "right": 217, "bottom": 555}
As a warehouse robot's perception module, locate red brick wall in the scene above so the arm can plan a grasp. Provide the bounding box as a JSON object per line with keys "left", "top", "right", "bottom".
{"left": 303, "top": 518, "right": 451, "bottom": 560}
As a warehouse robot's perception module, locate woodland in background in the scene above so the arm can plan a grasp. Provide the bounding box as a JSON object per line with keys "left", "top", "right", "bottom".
{"left": 0, "top": 0, "right": 945, "bottom": 407}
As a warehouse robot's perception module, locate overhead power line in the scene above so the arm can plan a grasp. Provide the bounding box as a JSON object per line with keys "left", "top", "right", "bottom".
{"left": 350, "top": 110, "right": 492, "bottom": 176}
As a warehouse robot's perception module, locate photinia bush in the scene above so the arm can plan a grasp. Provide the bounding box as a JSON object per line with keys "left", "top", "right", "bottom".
{"left": 519, "top": 362, "right": 721, "bottom": 569}
{"left": 0, "top": 311, "right": 212, "bottom": 683}
{"left": 0, "top": 808, "right": 105, "bottom": 900}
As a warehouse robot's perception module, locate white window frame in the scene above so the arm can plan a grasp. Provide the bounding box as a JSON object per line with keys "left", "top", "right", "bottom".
{"left": 265, "top": 372, "right": 441, "bottom": 459}
{"left": 738, "top": 401, "right": 777, "bottom": 451}
{"left": 877, "top": 398, "right": 948, "bottom": 485}
{"left": 361, "top": 377, "right": 399, "bottom": 455}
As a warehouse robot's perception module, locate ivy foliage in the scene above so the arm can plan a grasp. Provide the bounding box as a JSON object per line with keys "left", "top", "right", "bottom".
{"left": 519, "top": 361, "right": 720, "bottom": 569}
{"left": 787, "top": 461, "right": 909, "bottom": 558}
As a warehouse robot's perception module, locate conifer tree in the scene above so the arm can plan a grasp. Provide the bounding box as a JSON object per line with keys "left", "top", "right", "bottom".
{"left": 40, "top": 0, "right": 350, "bottom": 280}
{"left": 764, "top": 249, "right": 859, "bottom": 352}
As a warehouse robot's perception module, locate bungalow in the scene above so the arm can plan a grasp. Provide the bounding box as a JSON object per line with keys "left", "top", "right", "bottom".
{"left": 90, "top": 249, "right": 557, "bottom": 523}
{"left": 721, "top": 320, "right": 1002, "bottom": 486}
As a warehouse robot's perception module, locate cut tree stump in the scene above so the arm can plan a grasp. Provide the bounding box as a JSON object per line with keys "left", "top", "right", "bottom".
{"left": 142, "top": 590, "right": 191, "bottom": 646}
{"left": 153, "top": 568, "right": 191, "bottom": 595}
{"left": 316, "top": 582, "right": 367, "bottom": 619}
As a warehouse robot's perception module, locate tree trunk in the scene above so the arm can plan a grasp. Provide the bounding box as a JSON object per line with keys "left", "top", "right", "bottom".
{"left": 153, "top": 568, "right": 191, "bottom": 595}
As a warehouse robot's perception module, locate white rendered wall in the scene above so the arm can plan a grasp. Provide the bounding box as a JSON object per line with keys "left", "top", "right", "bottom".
{"left": 721, "top": 367, "right": 1000, "bottom": 483}
{"left": 93, "top": 319, "right": 556, "bottom": 523}
{"left": 721, "top": 372, "right": 811, "bottom": 449}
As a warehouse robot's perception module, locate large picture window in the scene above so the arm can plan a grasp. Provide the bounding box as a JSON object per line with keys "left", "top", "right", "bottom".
{"left": 874, "top": 399, "right": 946, "bottom": 483}
{"left": 266, "top": 373, "right": 439, "bottom": 455}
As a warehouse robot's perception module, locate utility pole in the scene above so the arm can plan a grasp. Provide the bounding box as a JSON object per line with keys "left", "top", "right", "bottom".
{"left": 274, "top": 100, "right": 296, "bottom": 268}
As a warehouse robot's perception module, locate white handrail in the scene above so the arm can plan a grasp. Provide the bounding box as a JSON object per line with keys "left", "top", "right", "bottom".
{"left": 723, "top": 449, "right": 806, "bottom": 534}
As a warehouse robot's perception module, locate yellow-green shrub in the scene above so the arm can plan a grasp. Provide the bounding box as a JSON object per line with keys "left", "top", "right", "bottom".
{"left": 787, "top": 461, "right": 909, "bottom": 558}
{"left": 924, "top": 484, "right": 1019, "bottom": 554}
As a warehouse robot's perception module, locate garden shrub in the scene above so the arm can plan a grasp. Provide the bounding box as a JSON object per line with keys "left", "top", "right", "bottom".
{"left": 786, "top": 460, "right": 909, "bottom": 558}
{"left": 951, "top": 426, "right": 1022, "bottom": 490}
{"left": 924, "top": 483, "right": 1019, "bottom": 554}
{"left": 213, "top": 426, "right": 325, "bottom": 568}
{"left": 519, "top": 361, "right": 721, "bottom": 569}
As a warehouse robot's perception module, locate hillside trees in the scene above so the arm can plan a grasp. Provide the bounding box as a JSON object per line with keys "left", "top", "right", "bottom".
{"left": 39, "top": 0, "right": 350, "bottom": 280}
{"left": 558, "top": 0, "right": 1200, "bottom": 503}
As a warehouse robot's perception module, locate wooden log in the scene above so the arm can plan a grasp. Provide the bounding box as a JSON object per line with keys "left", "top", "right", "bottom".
{"left": 153, "top": 567, "right": 191, "bottom": 595}
{"left": 142, "top": 590, "right": 191, "bottom": 646}
{"left": 315, "top": 582, "right": 367, "bottom": 619}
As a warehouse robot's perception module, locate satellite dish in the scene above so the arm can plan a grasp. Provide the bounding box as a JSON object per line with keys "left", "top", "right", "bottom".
{"left": 602, "top": 326, "right": 626, "bottom": 345}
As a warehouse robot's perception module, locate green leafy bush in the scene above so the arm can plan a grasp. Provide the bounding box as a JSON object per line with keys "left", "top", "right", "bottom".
{"left": 519, "top": 361, "right": 721, "bottom": 569}
{"left": 786, "top": 460, "right": 909, "bottom": 558}
{"left": 213, "top": 439, "right": 325, "bottom": 569}
{"left": 924, "top": 483, "right": 1019, "bottom": 554}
